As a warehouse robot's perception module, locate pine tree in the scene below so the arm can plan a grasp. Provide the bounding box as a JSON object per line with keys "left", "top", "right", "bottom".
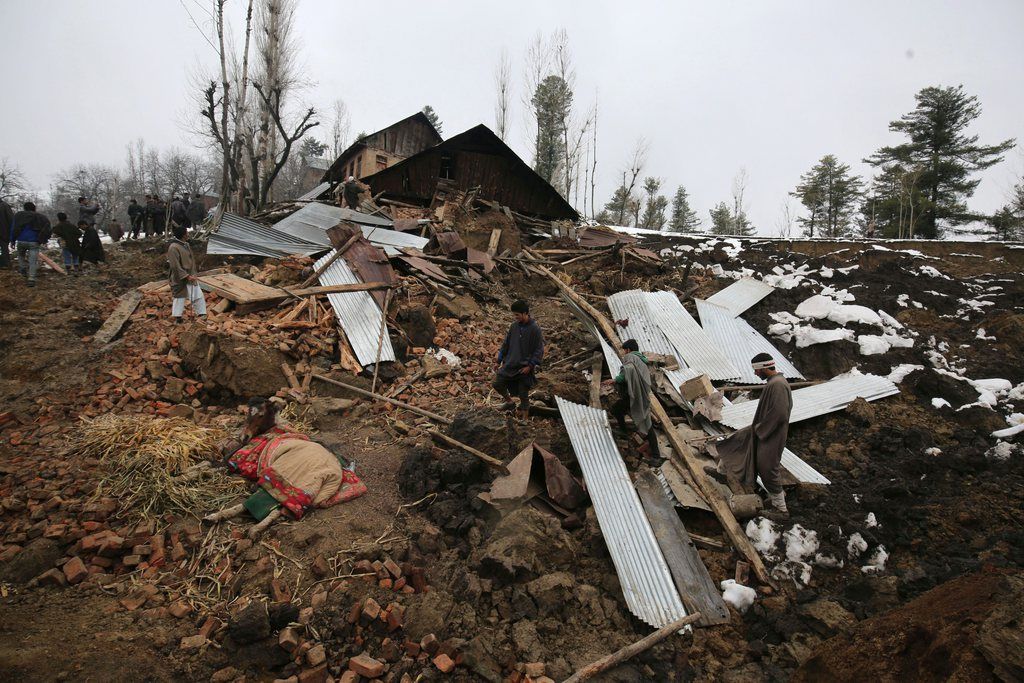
{"left": 669, "top": 185, "right": 700, "bottom": 232}
{"left": 988, "top": 179, "right": 1024, "bottom": 241}
{"left": 531, "top": 75, "right": 572, "bottom": 190}
{"left": 791, "top": 155, "right": 863, "bottom": 238}
{"left": 421, "top": 106, "right": 443, "bottom": 135}
{"left": 709, "top": 202, "right": 733, "bottom": 235}
{"left": 602, "top": 185, "right": 631, "bottom": 225}
{"left": 639, "top": 177, "right": 668, "bottom": 229}
{"left": 866, "top": 85, "right": 1015, "bottom": 238}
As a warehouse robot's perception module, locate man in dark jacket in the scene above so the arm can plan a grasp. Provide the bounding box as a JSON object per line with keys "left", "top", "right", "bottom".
{"left": 77, "top": 196, "right": 100, "bottom": 226}
{"left": 52, "top": 212, "right": 82, "bottom": 274}
{"left": 10, "top": 201, "right": 52, "bottom": 286}
{"left": 186, "top": 194, "right": 207, "bottom": 228}
{"left": 492, "top": 299, "right": 544, "bottom": 420}
{"left": 78, "top": 219, "right": 105, "bottom": 267}
{"left": 128, "top": 199, "right": 144, "bottom": 238}
{"left": 170, "top": 196, "right": 189, "bottom": 227}
{"left": 0, "top": 198, "right": 13, "bottom": 267}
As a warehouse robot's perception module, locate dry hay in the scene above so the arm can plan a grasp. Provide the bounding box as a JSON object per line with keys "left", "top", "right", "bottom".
{"left": 278, "top": 401, "right": 316, "bottom": 434}
{"left": 72, "top": 414, "right": 247, "bottom": 524}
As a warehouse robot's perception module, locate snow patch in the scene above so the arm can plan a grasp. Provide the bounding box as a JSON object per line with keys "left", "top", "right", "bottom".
{"left": 931, "top": 398, "right": 951, "bottom": 409}
{"left": 783, "top": 524, "right": 819, "bottom": 563}
{"left": 865, "top": 512, "right": 879, "bottom": 528}
{"left": 888, "top": 364, "right": 924, "bottom": 383}
{"left": 720, "top": 580, "right": 757, "bottom": 613}
{"left": 745, "top": 518, "right": 780, "bottom": 560}
{"left": 924, "top": 447, "right": 942, "bottom": 456}
{"left": 860, "top": 545, "right": 889, "bottom": 574}
{"left": 986, "top": 441, "right": 1017, "bottom": 461}
{"left": 847, "top": 533, "right": 868, "bottom": 559}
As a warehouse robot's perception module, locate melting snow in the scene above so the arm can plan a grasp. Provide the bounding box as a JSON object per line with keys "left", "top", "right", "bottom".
{"left": 865, "top": 512, "right": 879, "bottom": 528}
{"left": 720, "top": 580, "right": 757, "bottom": 613}
{"left": 888, "top": 364, "right": 924, "bottom": 383}
{"left": 861, "top": 546, "right": 889, "bottom": 574}
{"left": 745, "top": 518, "right": 780, "bottom": 560}
{"left": 847, "top": 533, "right": 868, "bottom": 559}
{"left": 932, "top": 398, "right": 951, "bottom": 409}
{"left": 784, "top": 524, "right": 819, "bottom": 563}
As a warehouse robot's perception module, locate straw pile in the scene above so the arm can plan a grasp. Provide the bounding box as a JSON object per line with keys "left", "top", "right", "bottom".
{"left": 72, "top": 414, "right": 248, "bottom": 523}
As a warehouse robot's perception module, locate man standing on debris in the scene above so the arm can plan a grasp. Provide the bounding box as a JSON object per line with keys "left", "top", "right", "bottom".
{"left": 77, "top": 196, "right": 100, "bottom": 229}
{"left": 52, "top": 212, "right": 82, "bottom": 274}
{"left": 342, "top": 176, "right": 362, "bottom": 209}
{"left": 715, "top": 353, "right": 793, "bottom": 520}
{"left": 9, "top": 201, "right": 51, "bottom": 287}
{"left": 167, "top": 223, "right": 207, "bottom": 322}
{"left": 493, "top": 299, "right": 544, "bottom": 419}
{"left": 128, "top": 198, "right": 144, "bottom": 238}
{"left": 186, "top": 194, "right": 207, "bottom": 229}
{"left": 609, "top": 339, "right": 660, "bottom": 460}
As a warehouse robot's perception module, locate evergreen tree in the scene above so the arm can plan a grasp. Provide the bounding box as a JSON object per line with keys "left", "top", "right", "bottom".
{"left": 866, "top": 85, "right": 1015, "bottom": 238}
{"left": 531, "top": 75, "right": 572, "bottom": 190}
{"left": 861, "top": 164, "right": 928, "bottom": 238}
{"left": 988, "top": 180, "right": 1024, "bottom": 241}
{"left": 639, "top": 177, "right": 668, "bottom": 230}
{"left": 791, "top": 155, "right": 863, "bottom": 238}
{"left": 602, "top": 185, "right": 631, "bottom": 225}
{"left": 669, "top": 185, "right": 700, "bottom": 232}
{"left": 298, "top": 137, "right": 327, "bottom": 161}
{"left": 709, "top": 202, "right": 733, "bottom": 235}
{"left": 421, "top": 105, "right": 443, "bottom": 135}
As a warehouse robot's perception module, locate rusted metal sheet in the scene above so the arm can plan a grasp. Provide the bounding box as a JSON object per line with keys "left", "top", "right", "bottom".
{"left": 578, "top": 225, "right": 637, "bottom": 248}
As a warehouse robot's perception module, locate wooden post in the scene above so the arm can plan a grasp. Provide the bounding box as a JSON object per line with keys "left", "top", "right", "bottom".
{"left": 589, "top": 353, "right": 603, "bottom": 409}
{"left": 562, "top": 612, "right": 702, "bottom": 683}
{"left": 299, "top": 233, "right": 360, "bottom": 288}
{"left": 486, "top": 228, "right": 502, "bottom": 257}
{"left": 312, "top": 373, "right": 452, "bottom": 425}
{"left": 522, "top": 253, "right": 774, "bottom": 587}
{"left": 426, "top": 429, "right": 509, "bottom": 474}
{"left": 370, "top": 289, "right": 393, "bottom": 395}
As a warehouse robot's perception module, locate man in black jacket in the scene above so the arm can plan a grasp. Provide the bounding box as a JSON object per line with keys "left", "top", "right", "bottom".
{"left": 9, "top": 202, "right": 52, "bottom": 286}
{"left": 0, "top": 198, "right": 12, "bottom": 267}
{"left": 492, "top": 299, "right": 544, "bottom": 420}
{"left": 128, "top": 198, "right": 144, "bottom": 238}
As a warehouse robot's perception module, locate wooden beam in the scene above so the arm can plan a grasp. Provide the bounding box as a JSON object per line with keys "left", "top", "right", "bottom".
{"left": 93, "top": 290, "right": 143, "bottom": 345}
{"left": 312, "top": 373, "right": 451, "bottom": 425}
{"left": 426, "top": 429, "right": 509, "bottom": 475}
{"left": 38, "top": 252, "right": 66, "bottom": 275}
{"left": 486, "top": 228, "right": 502, "bottom": 257}
{"left": 563, "top": 612, "right": 703, "bottom": 683}
{"left": 523, "top": 252, "right": 775, "bottom": 587}
{"left": 299, "top": 232, "right": 360, "bottom": 288}
{"left": 282, "top": 281, "right": 391, "bottom": 298}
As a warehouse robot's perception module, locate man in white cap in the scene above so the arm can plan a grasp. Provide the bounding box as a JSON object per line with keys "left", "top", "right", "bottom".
{"left": 715, "top": 352, "right": 793, "bottom": 519}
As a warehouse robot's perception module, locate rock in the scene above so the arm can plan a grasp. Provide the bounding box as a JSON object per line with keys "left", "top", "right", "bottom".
{"left": 799, "top": 600, "right": 857, "bottom": 635}
{"left": 268, "top": 602, "right": 300, "bottom": 629}
{"left": 162, "top": 377, "right": 187, "bottom": 403}
{"left": 279, "top": 626, "right": 302, "bottom": 652}
{"left": 511, "top": 620, "right": 543, "bottom": 661}
{"left": 462, "top": 636, "right": 502, "bottom": 683}
{"left": 164, "top": 404, "right": 195, "bottom": 419}
{"left": 433, "top": 653, "right": 455, "bottom": 673}
{"left": 526, "top": 573, "right": 575, "bottom": 618}
{"left": 211, "top": 667, "right": 238, "bottom": 683}
{"left": 228, "top": 602, "right": 272, "bottom": 644}
{"left": 62, "top": 556, "right": 88, "bottom": 585}
{"left": 403, "top": 591, "right": 455, "bottom": 641}
{"left": 397, "top": 305, "right": 437, "bottom": 347}
{"left": 844, "top": 398, "right": 875, "bottom": 426}
{"left": 180, "top": 634, "right": 207, "bottom": 650}
{"left": 306, "top": 644, "right": 326, "bottom": 667}
{"left": 309, "top": 397, "right": 355, "bottom": 414}
{"left": 977, "top": 575, "right": 1024, "bottom": 681}
{"left": 477, "top": 507, "right": 579, "bottom": 583}
{"left": 434, "top": 293, "right": 481, "bottom": 321}
{"left": 178, "top": 330, "right": 290, "bottom": 398}
{"left": 0, "top": 537, "right": 61, "bottom": 584}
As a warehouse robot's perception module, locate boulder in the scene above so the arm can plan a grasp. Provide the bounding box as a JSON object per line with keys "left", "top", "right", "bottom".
{"left": 0, "top": 537, "right": 61, "bottom": 584}
{"left": 477, "top": 507, "right": 578, "bottom": 583}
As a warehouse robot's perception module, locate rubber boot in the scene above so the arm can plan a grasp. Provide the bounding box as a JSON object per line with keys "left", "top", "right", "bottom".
{"left": 764, "top": 490, "right": 789, "bottom": 521}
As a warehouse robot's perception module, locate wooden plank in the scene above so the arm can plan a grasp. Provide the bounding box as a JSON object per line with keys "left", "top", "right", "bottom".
{"left": 282, "top": 281, "right": 390, "bottom": 298}
{"left": 635, "top": 469, "right": 731, "bottom": 626}
{"left": 38, "top": 252, "right": 66, "bottom": 275}
{"left": 93, "top": 290, "right": 144, "bottom": 345}
{"left": 486, "top": 228, "right": 502, "bottom": 257}
{"left": 312, "top": 373, "right": 452, "bottom": 425}
{"left": 589, "top": 353, "right": 603, "bottom": 409}
{"left": 197, "top": 273, "right": 286, "bottom": 304}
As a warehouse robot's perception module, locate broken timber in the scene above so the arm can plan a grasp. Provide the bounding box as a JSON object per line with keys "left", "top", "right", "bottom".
{"left": 562, "top": 612, "right": 703, "bottom": 683}
{"left": 312, "top": 373, "right": 451, "bottom": 425}
{"left": 524, "top": 253, "right": 774, "bottom": 586}
{"left": 427, "top": 429, "right": 509, "bottom": 475}
{"left": 635, "top": 469, "right": 731, "bottom": 626}
{"left": 197, "top": 273, "right": 292, "bottom": 314}
{"left": 92, "top": 289, "right": 144, "bottom": 345}
{"left": 38, "top": 252, "right": 67, "bottom": 275}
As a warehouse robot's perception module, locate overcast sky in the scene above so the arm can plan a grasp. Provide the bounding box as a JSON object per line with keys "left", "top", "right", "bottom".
{"left": 3, "top": 0, "right": 1022, "bottom": 233}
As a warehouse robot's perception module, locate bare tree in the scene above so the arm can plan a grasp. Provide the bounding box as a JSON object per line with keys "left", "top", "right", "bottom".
{"left": 621, "top": 139, "right": 648, "bottom": 224}
{"left": 250, "top": 81, "right": 318, "bottom": 207}
{"left": 776, "top": 199, "right": 796, "bottom": 238}
{"left": 494, "top": 48, "right": 512, "bottom": 141}
{"left": 329, "top": 98, "right": 351, "bottom": 157}
{"left": 590, "top": 99, "right": 598, "bottom": 219}
{"left": 0, "top": 158, "right": 29, "bottom": 201}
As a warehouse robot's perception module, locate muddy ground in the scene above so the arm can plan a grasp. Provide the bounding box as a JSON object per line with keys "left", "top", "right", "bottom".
{"left": 0, "top": 234, "right": 1022, "bottom": 682}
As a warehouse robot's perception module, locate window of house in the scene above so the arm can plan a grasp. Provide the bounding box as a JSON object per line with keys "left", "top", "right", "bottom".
{"left": 376, "top": 154, "right": 388, "bottom": 172}
{"left": 356, "top": 157, "right": 362, "bottom": 177}
{"left": 439, "top": 153, "right": 455, "bottom": 180}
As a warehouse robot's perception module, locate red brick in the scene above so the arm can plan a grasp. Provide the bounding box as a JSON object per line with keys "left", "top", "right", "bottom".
{"left": 385, "top": 604, "right": 404, "bottom": 632}
{"left": 403, "top": 640, "right": 421, "bottom": 657}
{"left": 170, "top": 541, "right": 187, "bottom": 562}
{"left": 348, "top": 654, "right": 385, "bottom": 678}
{"left": 338, "top": 672, "right": 358, "bottom": 683}
{"left": 199, "top": 615, "right": 223, "bottom": 639}
{"left": 270, "top": 578, "right": 292, "bottom": 603}
{"left": 420, "top": 633, "right": 439, "bottom": 655}
{"left": 383, "top": 558, "right": 402, "bottom": 579}
{"left": 305, "top": 643, "right": 326, "bottom": 667}
{"left": 433, "top": 653, "right": 455, "bottom": 673}
{"left": 168, "top": 600, "right": 192, "bottom": 618}
{"left": 36, "top": 568, "right": 67, "bottom": 587}
{"left": 62, "top": 556, "right": 88, "bottom": 585}
{"left": 297, "top": 665, "right": 328, "bottom": 683}
{"left": 379, "top": 578, "right": 393, "bottom": 590}
{"left": 279, "top": 626, "right": 302, "bottom": 652}
{"left": 360, "top": 597, "right": 381, "bottom": 622}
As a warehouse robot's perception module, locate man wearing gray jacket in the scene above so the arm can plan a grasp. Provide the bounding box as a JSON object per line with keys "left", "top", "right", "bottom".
{"left": 609, "top": 339, "right": 660, "bottom": 459}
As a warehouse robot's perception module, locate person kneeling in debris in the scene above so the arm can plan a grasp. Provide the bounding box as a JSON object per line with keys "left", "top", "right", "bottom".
{"left": 715, "top": 353, "right": 793, "bottom": 520}
{"left": 167, "top": 223, "right": 207, "bottom": 322}
{"left": 609, "top": 339, "right": 660, "bottom": 460}
{"left": 493, "top": 299, "right": 544, "bottom": 420}
{"left": 205, "top": 398, "right": 367, "bottom": 537}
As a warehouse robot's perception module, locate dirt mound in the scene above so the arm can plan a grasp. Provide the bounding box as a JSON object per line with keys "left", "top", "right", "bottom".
{"left": 178, "top": 329, "right": 289, "bottom": 399}
{"left": 794, "top": 569, "right": 1024, "bottom": 682}
{"left": 475, "top": 506, "right": 579, "bottom": 583}
{"left": 398, "top": 447, "right": 491, "bottom": 537}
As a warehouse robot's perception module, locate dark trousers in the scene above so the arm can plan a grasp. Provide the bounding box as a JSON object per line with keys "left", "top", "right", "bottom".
{"left": 493, "top": 373, "right": 530, "bottom": 409}
{"left": 130, "top": 216, "right": 143, "bottom": 238}
{"left": 0, "top": 241, "right": 9, "bottom": 268}
{"left": 610, "top": 387, "right": 660, "bottom": 458}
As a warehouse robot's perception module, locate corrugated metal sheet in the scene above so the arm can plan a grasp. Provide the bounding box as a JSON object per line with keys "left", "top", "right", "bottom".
{"left": 643, "top": 291, "right": 740, "bottom": 381}
{"left": 359, "top": 225, "right": 428, "bottom": 256}
{"left": 560, "top": 293, "right": 624, "bottom": 378}
{"left": 719, "top": 374, "right": 900, "bottom": 430}
{"left": 779, "top": 449, "right": 831, "bottom": 485}
{"left": 695, "top": 299, "right": 804, "bottom": 384}
{"left": 273, "top": 203, "right": 393, "bottom": 247}
{"left": 209, "top": 213, "right": 325, "bottom": 257}
{"left": 297, "top": 182, "right": 331, "bottom": 201}
{"left": 607, "top": 291, "right": 682, "bottom": 364}
{"left": 556, "top": 397, "right": 688, "bottom": 628}
{"left": 706, "top": 278, "right": 775, "bottom": 317}
{"left": 315, "top": 250, "right": 395, "bottom": 367}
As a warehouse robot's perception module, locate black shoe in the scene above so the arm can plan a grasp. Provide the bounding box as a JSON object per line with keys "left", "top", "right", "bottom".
{"left": 763, "top": 508, "right": 790, "bottom": 522}
{"left": 702, "top": 466, "right": 729, "bottom": 485}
